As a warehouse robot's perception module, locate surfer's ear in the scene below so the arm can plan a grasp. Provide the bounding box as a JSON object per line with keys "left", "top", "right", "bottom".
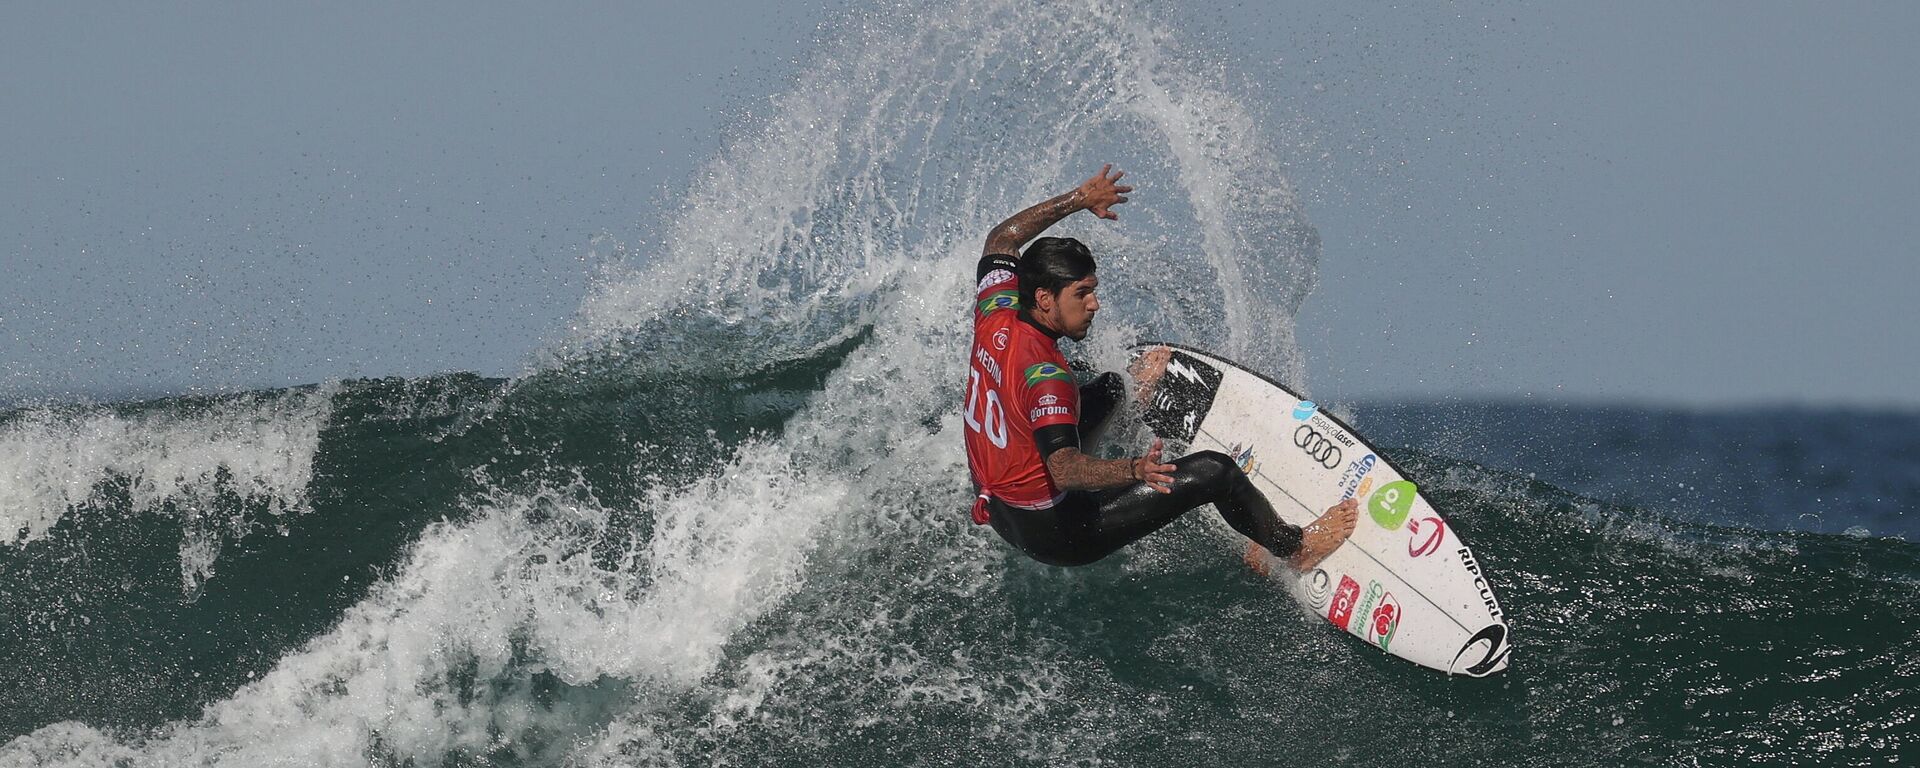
{"left": 1032, "top": 286, "right": 1056, "bottom": 313}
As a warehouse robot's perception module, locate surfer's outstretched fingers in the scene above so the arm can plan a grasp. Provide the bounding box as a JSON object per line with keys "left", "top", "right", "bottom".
{"left": 1142, "top": 465, "right": 1176, "bottom": 493}
{"left": 1079, "top": 164, "right": 1130, "bottom": 220}
{"left": 1134, "top": 437, "right": 1177, "bottom": 493}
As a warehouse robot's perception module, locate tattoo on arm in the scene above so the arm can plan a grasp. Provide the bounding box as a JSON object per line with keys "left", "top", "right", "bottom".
{"left": 1045, "top": 447, "right": 1137, "bottom": 492}
{"left": 984, "top": 189, "right": 1086, "bottom": 257}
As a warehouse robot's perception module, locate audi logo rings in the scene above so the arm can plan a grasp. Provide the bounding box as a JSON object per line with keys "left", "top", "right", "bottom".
{"left": 1293, "top": 424, "right": 1342, "bottom": 468}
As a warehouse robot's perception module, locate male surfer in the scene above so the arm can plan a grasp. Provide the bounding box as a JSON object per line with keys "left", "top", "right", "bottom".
{"left": 963, "top": 165, "right": 1358, "bottom": 569}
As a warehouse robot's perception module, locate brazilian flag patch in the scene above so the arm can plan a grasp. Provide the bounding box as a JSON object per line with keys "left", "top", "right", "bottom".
{"left": 1024, "top": 362, "right": 1072, "bottom": 386}
{"left": 977, "top": 290, "right": 1019, "bottom": 315}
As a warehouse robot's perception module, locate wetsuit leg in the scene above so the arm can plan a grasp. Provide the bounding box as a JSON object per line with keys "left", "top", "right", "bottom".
{"left": 987, "top": 450, "right": 1302, "bottom": 567}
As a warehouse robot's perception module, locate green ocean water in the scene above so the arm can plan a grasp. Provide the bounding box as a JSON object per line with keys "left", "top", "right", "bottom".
{"left": 3, "top": 0, "right": 1915, "bottom": 763}
{"left": 2, "top": 357, "right": 1913, "bottom": 766}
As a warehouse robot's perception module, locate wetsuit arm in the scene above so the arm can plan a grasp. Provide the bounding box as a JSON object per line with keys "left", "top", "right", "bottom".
{"left": 982, "top": 165, "right": 1132, "bottom": 257}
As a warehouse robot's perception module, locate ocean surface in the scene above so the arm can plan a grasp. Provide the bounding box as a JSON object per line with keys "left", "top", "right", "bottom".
{"left": 3, "top": 1, "right": 1914, "bottom": 765}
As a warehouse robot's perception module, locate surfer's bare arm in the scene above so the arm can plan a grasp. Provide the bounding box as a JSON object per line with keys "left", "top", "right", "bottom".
{"left": 982, "top": 165, "right": 1132, "bottom": 257}
{"left": 1046, "top": 438, "right": 1176, "bottom": 494}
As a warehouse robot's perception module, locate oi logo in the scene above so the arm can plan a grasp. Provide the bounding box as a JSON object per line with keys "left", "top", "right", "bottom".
{"left": 1367, "top": 480, "right": 1419, "bottom": 530}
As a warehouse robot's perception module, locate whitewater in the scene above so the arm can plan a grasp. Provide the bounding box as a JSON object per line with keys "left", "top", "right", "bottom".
{"left": 2, "top": 1, "right": 1913, "bottom": 766}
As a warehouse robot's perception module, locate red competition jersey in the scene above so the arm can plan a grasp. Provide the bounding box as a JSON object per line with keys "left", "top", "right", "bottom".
{"left": 964, "top": 257, "right": 1079, "bottom": 520}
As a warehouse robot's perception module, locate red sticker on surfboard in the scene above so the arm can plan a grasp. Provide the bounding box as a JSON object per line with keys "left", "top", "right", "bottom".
{"left": 1328, "top": 575, "right": 1361, "bottom": 630}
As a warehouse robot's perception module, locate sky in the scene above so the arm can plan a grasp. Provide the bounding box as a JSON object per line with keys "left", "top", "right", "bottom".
{"left": 4, "top": 1, "right": 1917, "bottom": 408}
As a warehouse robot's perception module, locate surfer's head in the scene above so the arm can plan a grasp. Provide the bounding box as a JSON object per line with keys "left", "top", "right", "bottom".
{"left": 1019, "top": 236, "right": 1099, "bottom": 341}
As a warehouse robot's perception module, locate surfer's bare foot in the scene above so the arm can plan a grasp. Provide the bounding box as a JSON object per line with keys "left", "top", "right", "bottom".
{"left": 1129, "top": 345, "right": 1171, "bottom": 405}
{"left": 1243, "top": 541, "right": 1275, "bottom": 577}
{"left": 1287, "top": 498, "right": 1359, "bottom": 572}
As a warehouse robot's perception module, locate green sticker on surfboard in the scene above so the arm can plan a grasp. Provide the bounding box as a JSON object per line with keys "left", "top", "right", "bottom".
{"left": 1368, "top": 480, "right": 1418, "bottom": 529}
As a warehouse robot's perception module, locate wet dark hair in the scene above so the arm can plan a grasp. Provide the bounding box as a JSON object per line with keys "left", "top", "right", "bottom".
{"left": 1017, "top": 237, "right": 1096, "bottom": 309}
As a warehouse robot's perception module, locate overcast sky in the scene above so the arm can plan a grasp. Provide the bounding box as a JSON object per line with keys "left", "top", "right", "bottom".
{"left": 4, "top": 1, "right": 1916, "bottom": 407}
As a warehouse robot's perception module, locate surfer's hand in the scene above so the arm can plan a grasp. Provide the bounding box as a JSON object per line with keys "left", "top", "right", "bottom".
{"left": 1132, "top": 438, "right": 1177, "bottom": 493}
{"left": 1128, "top": 346, "right": 1171, "bottom": 405}
{"left": 1288, "top": 498, "right": 1359, "bottom": 572}
{"left": 1078, "top": 164, "right": 1132, "bottom": 220}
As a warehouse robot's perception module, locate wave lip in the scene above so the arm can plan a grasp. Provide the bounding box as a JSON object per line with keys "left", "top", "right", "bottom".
{"left": 0, "top": 384, "right": 337, "bottom": 592}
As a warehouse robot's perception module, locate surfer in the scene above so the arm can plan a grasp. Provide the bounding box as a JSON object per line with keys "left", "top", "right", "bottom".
{"left": 963, "top": 165, "right": 1358, "bottom": 570}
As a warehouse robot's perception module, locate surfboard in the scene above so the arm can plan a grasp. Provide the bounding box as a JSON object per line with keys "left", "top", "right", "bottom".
{"left": 1130, "top": 342, "right": 1511, "bottom": 677}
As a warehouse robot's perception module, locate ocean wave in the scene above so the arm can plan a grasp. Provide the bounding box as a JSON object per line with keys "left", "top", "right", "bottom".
{"left": 0, "top": 384, "right": 338, "bottom": 594}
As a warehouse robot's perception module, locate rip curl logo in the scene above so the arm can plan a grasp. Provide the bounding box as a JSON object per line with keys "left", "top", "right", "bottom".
{"left": 977, "top": 290, "right": 1019, "bottom": 315}
{"left": 1452, "top": 624, "right": 1510, "bottom": 677}
{"left": 992, "top": 328, "right": 1009, "bottom": 351}
{"left": 1023, "top": 362, "right": 1072, "bottom": 387}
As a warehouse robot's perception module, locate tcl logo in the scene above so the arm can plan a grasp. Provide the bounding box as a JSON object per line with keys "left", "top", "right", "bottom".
{"left": 1327, "top": 575, "right": 1361, "bottom": 630}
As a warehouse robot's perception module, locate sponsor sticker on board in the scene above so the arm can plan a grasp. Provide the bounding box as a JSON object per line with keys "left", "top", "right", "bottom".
{"left": 1228, "top": 442, "right": 1260, "bottom": 475}
{"left": 1367, "top": 480, "right": 1418, "bottom": 529}
{"left": 1328, "top": 575, "right": 1362, "bottom": 630}
{"left": 1305, "top": 569, "right": 1333, "bottom": 610}
{"left": 1293, "top": 425, "right": 1343, "bottom": 470}
{"left": 1352, "top": 580, "right": 1385, "bottom": 638}
{"left": 1408, "top": 516, "right": 1446, "bottom": 557}
{"left": 1141, "top": 351, "right": 1223, "bottom": 443}
{"left": 1337, "top": 454, "right": 1377, "bottom": 499}
{"left": 1369, "top": 593, "right": 1401, "bottom": 651}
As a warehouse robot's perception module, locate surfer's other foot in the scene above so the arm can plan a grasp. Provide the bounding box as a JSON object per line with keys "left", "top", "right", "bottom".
{"left": 1243, "top": 541, "right": 1274, "bottom": 577}
{"left": 1128, "top": 345, "right": 1171, "bottom": 405}
{"left": 1287, "top": 498, "right": 1359, "bottom": 572}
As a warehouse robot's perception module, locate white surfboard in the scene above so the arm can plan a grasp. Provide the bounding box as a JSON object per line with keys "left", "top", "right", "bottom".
{"left": 1131, "top": 343, "right": 1511, "bottom": 676}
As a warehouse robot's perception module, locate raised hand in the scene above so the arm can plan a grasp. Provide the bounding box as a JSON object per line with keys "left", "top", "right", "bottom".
{"left": 1078, "top": 164, "right": 1133, "bottom": 220}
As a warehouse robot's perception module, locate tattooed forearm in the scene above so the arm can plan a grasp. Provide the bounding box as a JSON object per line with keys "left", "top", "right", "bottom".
{"left": 983, "top": 188, "right": 1087, "bottom": 257}
{"left": 1045, "top": 447, "right": 1138, "bottom": 492}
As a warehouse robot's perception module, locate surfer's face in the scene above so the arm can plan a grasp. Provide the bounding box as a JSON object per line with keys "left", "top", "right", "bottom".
{"left": 1039, "top": 273, "right": 1100, "bottom": 341}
